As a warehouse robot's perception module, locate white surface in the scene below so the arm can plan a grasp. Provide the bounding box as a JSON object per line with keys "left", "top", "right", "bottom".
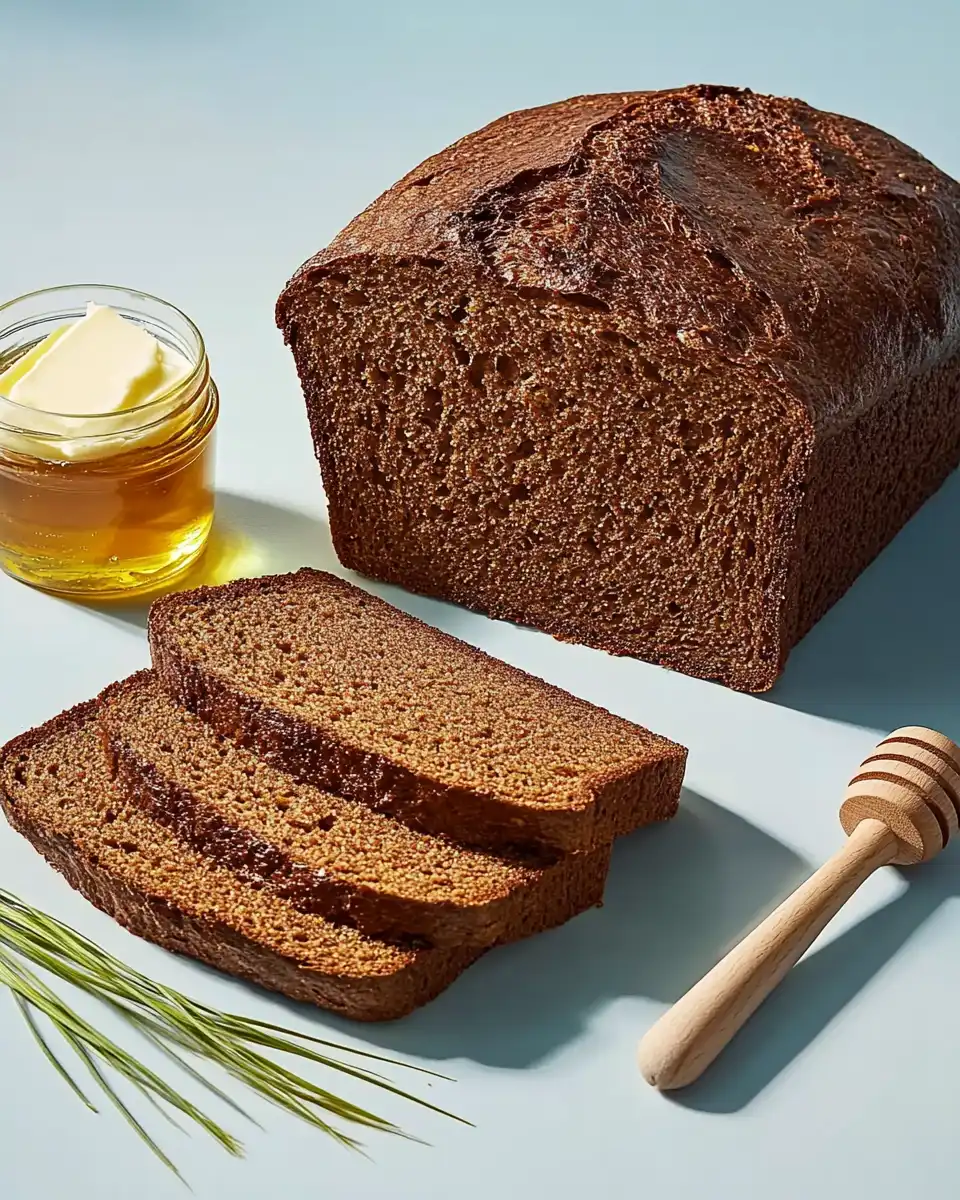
{"left": 1, "top": 3, "right": 959, "bottom": 1197}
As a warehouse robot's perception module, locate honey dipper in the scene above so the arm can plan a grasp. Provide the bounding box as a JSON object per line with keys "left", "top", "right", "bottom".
{"left": 638, "top": 726, "right": 960, "bottom": 1091}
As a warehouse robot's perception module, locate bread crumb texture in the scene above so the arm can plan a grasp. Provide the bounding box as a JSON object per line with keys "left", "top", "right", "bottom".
{"left": 277, "top": 85, "right": 960, "bottom": 691}
{"left": 150, "top": 570, "right": 685, "bottom": 852}
{"left": 101, "top": 670, "right": 611, "bottom": 948}
{"left": 0, "top": 702, "right": 482, "bottom": 1019}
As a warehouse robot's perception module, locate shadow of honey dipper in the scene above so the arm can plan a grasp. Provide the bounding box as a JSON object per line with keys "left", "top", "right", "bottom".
{"left": 638, "top": 726, "right": 960, "bottom": 1091}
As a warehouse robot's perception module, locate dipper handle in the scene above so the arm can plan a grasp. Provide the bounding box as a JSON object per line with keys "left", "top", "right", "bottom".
{"left": 637, "top": 818, "right": 899, "bottom": 1090}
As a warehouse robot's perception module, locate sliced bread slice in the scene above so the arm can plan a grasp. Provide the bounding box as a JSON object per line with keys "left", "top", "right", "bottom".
{"left": 149, "top": 569, "right": 686, "bottom": 853}
{"left": 0, "top": 701, "right": 478, "bottom": 1021}
{"left": 99, "top": 671, "right": 609, "bottom": 948}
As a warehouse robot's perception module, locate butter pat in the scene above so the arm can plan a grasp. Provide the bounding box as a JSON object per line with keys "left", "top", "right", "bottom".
{"left": 0, "top": 304, "right": 191, "bottom": 462}
{"left": 9, "top": 304, "right": 166, "bottom": 414}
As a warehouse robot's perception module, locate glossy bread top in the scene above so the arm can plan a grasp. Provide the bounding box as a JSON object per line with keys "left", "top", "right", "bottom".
{"left": 278, "top": 85, "right": 960, "bottom": 435}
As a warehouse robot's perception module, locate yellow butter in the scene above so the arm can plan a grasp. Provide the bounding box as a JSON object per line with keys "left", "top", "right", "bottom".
{"left": 0, "top": 304, "right": 191, "bottom": 462}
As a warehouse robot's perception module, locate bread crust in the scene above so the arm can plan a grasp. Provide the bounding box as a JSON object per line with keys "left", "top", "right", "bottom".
{"left": 276, "top": 87, "right": 960, "bottom": 691}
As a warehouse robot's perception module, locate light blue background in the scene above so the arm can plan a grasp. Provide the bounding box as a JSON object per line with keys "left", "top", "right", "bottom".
{"left": 1, "top": 2, "right": 959, "bottom": 1197}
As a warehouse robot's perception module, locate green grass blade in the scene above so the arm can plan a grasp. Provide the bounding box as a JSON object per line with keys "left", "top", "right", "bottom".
{"left": 209, "top": 1011, "right": 453, "bottom": 1078}
{"left": 13, "top": 994, "right": 98, "bottom": 1113}
{"left": 0, "top": 885, "right": 468, "bottom": 1182}
{"left": 137, "top": 1023, "right": 256, "bottom": 1126}
{"left": 65, "top": 1034, "right": 185, "bottom": 1182}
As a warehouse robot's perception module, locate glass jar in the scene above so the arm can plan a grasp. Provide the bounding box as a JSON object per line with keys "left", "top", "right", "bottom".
{"left": 0, "top": 284, "right": 218, "bottom": 597}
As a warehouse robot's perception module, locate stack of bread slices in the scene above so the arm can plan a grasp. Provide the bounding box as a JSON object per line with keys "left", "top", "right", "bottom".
{"left": 0, "top": 570, "right": 686, "bottom": 1021}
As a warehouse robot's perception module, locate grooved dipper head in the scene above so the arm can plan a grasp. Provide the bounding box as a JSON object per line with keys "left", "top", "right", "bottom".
{"left": 840, "top": 726, "right": 960, "bottom": 864}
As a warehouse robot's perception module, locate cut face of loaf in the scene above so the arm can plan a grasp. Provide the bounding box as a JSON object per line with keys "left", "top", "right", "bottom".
{"left": 277, "top": 86, "right": 960, "bottom": 691}
{"left": 0, "top": 702, "right": 478, "bottom": 1021}
{"left": 148, "top": 570, "right": 686, "bottom": 854}
{"left": 100, "top": 670, "right": 610, "bottom": 949}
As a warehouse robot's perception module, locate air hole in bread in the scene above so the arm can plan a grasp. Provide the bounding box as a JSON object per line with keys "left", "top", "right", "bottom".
{"left": 678, "top": 419, "right": 708, "bottom": 451}
{"left": 505, "top": 440, "right": 535, "bottom": 467}
{"left": 422, "top": 387, "right": 443, "bottom": 424}
{"left": 467, "top": 354, "right": 489, "bottom": 390}
{"left": 716, "top": 413, "right": 735, "bottom": 439}
{"left": 598, "top": 329, "right": 638, "bottom": 350}
{"left": 706, "top": 248, "right": 736, "bottom": 271}
{"left": 495, "top": 354, "right": 520, "bottom": 381}
{"left": 366, "top": 365, "right": 388, "bottom": 387}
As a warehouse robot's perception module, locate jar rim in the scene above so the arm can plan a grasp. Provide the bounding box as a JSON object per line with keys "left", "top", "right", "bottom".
{"left": 0, "top": 283, "right": 209, "bottom": 438}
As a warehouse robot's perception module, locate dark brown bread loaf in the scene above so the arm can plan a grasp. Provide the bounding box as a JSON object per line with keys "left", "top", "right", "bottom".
{"left": 276, "top": 85, "right": 960, "bottom": 691}
{"left": 148, "top": 569, "right": 686, "bottom": 854}
{"left": 0, "top": 702, "right": 479, "bottom": 1020}
{"left": 100, "top": 670, "right": 609, "bottom": 948}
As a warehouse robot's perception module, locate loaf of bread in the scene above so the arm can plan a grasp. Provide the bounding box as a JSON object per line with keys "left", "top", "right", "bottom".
{"left": 101, "top": 670, "right": 610, "bottom": 948}
{"left": 149, "top": 569, "right": 685, "bottom": 853}
{"left": 276, "top": 85, "right": 960, "bottom": 691}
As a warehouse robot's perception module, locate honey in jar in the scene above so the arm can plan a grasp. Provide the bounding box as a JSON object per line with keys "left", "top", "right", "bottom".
{"left": 0, "top": 285, "right": 218, "bottom": 597}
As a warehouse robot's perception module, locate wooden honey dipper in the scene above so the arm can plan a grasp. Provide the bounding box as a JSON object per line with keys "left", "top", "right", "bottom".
{"left": 638, "top": 726, "right": 960, "bottom": 1091}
